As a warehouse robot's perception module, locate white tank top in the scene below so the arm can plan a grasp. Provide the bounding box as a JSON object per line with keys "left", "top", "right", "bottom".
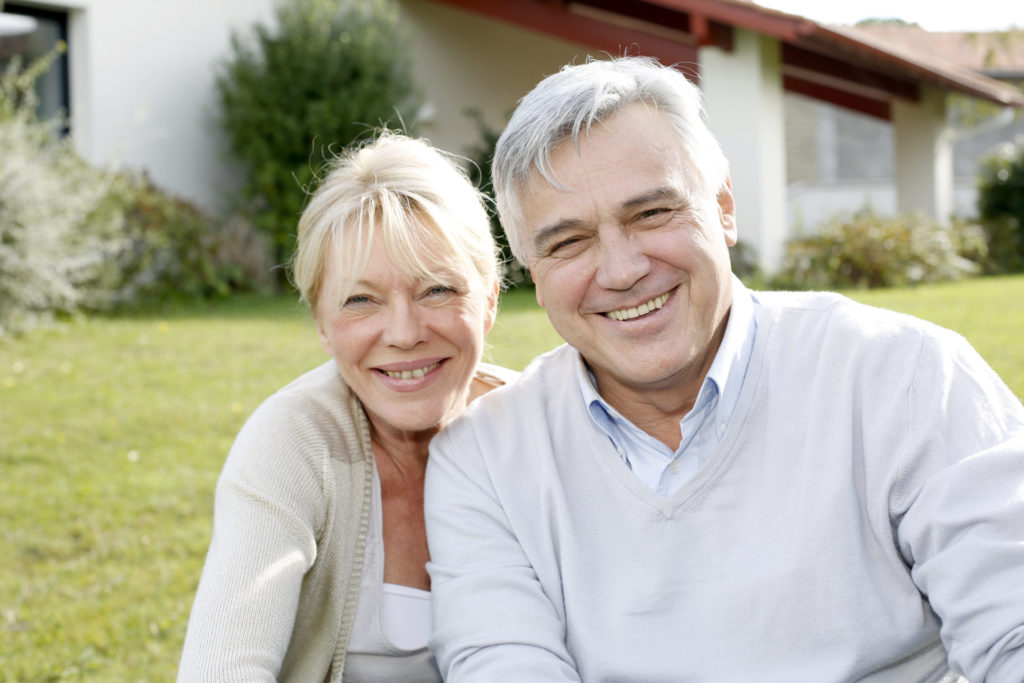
{"left": 342, "top": 463, "right": 441, "bottom": 682}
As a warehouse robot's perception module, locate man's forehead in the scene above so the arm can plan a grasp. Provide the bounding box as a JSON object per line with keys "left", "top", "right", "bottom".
{"left": 520, "top": 164, "right": 692, "bottom": 221}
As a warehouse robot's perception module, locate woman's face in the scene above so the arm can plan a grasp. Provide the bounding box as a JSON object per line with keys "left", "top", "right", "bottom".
{"left": 315, "top": 235, "right": 496, "bottom": 440}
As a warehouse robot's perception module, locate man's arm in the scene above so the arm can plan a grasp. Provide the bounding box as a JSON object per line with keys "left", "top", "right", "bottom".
{"left": 893, "top": 331, "right": 1024, "bottom": 681}
{"left": 425, "top": 425, "right": 581, "bottom": 681}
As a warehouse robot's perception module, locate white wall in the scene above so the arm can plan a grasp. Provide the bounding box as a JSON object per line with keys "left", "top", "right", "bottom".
{"left": 787, "top": 178, "right": 978, "bottom": 234}
{"left": 57, "top": 0, "right": 592, "bottom": 216}
{"left": 397, "top": 0, "right": 593, "bottom": 160}
{"left": 64, "top": 0, "right": 279, "bottom": 214}
{"left": 892, "top": 86, "right": 954, "bottom": 224}
{"left": 700, "top": 30, "right": 788, "bottom": 272}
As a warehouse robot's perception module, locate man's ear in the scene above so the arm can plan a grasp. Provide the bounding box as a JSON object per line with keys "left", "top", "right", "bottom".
{"left": 717, "top": 177, "right": 738, "bottom": 247}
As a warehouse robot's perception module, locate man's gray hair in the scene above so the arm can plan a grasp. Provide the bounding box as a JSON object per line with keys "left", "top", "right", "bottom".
{"left": 493, "top": 56, "right": 730, "bottom": 264}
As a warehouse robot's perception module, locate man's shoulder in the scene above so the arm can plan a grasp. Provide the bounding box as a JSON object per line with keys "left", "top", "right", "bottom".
{"left": 756, "top": 289, "right": 952, "bottom": 343}
{"left": 440, "top": 344, "right": 578, "bottom": 438}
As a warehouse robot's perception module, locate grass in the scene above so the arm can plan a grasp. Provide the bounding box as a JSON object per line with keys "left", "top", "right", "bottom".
{"left": 1, "top": 275, "right": 1021, "bottom": 680}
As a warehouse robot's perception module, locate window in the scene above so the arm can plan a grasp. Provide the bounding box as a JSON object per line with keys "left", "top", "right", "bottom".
{"left": 0, "top": 3, "right": 69, "bottom": 122}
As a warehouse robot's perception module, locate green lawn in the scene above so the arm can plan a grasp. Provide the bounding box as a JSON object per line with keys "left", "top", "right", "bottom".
{"left": 1, "top": 275, "right": 1021, "bottom": 680}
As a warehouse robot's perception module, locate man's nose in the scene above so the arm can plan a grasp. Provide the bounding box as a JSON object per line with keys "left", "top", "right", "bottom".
{"left": 594, "top": 232, "right": 651, "bottom": 290}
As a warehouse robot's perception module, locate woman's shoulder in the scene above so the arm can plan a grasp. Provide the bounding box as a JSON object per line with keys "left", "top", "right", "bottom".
{"left": 232, "top": 360, "right": 369, "bottom": 465}
{"left": 474, "top": 361, "right": 521, "bottom": 389}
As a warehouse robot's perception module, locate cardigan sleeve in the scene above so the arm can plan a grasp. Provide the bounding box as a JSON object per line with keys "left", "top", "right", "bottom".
{"left": 177, "top": 393, "right": 330, "bottom": 681}
{"left": 425, "top": 418, "right": 581, "bottom": 682}
{"left": 892, "top": 329, "right": 1024, "bottom": 682}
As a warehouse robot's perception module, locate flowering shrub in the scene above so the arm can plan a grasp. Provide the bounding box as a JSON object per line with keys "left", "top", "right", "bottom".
{"left": 774, "top": 210, "right": 987, "bottom": 290}
{"left": 0, "top": 49, "right": 123, "bottom": 335}
{"left": 1, "top": 49, "right": 272, "bottom": 336}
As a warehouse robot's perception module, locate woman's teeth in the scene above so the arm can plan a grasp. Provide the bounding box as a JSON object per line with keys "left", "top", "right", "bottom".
{"left": 381, "top": 362, "right": 440, "bottom": 380}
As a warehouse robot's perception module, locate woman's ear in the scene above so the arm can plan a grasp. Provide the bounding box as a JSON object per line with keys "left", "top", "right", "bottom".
{"left": 316, "top": 315, "right": 332, "bottom": 355}
{"left": 484, "top": 281, "right": 499, "bottom": 335}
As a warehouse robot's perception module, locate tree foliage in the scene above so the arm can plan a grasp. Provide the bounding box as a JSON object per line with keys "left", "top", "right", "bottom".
{"left": 462, "top": 108, "right": 533, "bottom": 288}
{"left": 215, "top": 0, "right": 421, "bottom": 272}
{"left": 977, "top": 136, "right": 1024, "bottom": 272}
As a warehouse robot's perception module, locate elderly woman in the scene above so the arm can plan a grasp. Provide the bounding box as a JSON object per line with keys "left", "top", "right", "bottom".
{"left": 178, "top": 133, "right": 514, "bottom": 681}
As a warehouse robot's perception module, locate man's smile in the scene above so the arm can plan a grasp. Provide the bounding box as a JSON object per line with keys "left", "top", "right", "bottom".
{"left": 603, "top": 291, "right": 670, "bottom": 321}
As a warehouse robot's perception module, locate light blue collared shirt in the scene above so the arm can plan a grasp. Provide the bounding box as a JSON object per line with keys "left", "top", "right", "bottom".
{"left": 576, "top": 277, "right": 758, "bottom": 497}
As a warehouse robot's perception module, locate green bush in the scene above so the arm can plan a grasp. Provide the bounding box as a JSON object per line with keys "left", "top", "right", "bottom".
{"left": 774, "top": 210, "right": 987, "bottom": 290}
{"left": 99, "top": 172, "right": 276, "bottom": 305}
{"left": 729, "top": 240, "right": 765, "bottom": 289}
{"left": 0, "top": 49, "right": 272, "bottom": 335}
{"left": 977, "top": 136, "right": 1024, "bottom": 272}
{"left": 216, "top": 0, "right": 421, "bottom": 273}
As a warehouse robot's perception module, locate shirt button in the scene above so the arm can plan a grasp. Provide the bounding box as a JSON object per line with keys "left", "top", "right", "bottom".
{"left": 718, "top": 422, "right": 727, "bottom": 437}
{"left": 668, "top": 460, "right": 682, "bottom": 474}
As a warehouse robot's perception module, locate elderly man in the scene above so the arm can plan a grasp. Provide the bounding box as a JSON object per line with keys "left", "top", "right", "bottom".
{"left": 424, "top": 56, "right": 1024, "bottom": 682}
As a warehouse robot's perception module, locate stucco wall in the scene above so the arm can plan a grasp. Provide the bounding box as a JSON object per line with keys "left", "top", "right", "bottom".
{"left": 64, "top": 0, "right": 279, "bottom": 214}
{"left": 53, "top": 0, "right": 594, "bottom": 215}
{"left": 396, "top": 0, "right": 594, "bottom": 160}
{"left": 700, "top": 29, "right": 788, "bottom": 270}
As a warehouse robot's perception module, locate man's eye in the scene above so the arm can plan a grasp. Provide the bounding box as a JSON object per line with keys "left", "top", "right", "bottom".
{"left": 549, "top": 236, "right": 583, "bottom": 254}
{"left": 639, "top": 208, "right": 668, "bottom": 220}
{"left": 344, "top": 295, "right": 370, "bottom": 306}
{"left": 426, "top": 285, "right": 456, "bottom": 297}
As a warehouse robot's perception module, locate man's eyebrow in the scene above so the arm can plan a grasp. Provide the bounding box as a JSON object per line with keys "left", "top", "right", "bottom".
{"left": 620, "top": 187, "right": 686, "bottom": 212}
{"left": 532, "top": 218, "right": 587, "bottom": 252}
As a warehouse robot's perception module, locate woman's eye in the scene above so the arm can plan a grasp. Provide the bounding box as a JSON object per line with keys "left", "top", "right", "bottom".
{"left": 425, "top": 285, "right": 456, "bottom": 297}
{"left": 343, "top": 295, "right": 370, "bottom": 306}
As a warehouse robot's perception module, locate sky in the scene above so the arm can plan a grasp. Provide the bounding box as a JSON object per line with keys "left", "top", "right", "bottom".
{"left": 756, "top": 0, "right": 1022, "bottom": 32}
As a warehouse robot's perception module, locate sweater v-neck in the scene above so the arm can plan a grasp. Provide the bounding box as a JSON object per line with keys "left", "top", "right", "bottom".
{"left": 579, "top": 306, "right": 773, "bottom": 519}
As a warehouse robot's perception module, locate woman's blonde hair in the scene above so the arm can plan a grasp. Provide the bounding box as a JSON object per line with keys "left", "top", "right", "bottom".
{"left": 292, "top": 132, "right": 499, "bottom": 312}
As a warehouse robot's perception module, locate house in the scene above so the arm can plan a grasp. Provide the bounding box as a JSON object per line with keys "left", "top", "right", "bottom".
{"left": 2, "top": 0, "right": 1021, "bottom": 272}
{"left": 784, "top": 22, "right": 1024, "bottom": 235}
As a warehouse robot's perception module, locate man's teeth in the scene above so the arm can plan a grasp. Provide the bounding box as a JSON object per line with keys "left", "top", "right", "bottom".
{"left": 381, "top": 362, "right": 440, "bottom": 380}
{"left": 605, "top": 293, "right": 669, "bottom": 321}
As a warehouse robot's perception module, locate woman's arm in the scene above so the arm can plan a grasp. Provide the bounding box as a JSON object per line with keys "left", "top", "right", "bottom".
{"left": 178, "top": 400, "right": 328, "bottom": 681}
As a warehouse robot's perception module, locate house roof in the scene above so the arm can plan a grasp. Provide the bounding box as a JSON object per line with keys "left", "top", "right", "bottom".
{"left": 423, "top": 0, "right": 1024, "bottom": 119}
{"left": 849, "top": 23, "right": 1024, "bottom": 79}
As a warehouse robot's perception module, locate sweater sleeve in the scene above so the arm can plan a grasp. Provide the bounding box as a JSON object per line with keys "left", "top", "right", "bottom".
{"left": 892, "top": 330, "right": 1024, "bottom": 682}
{"left": 177, "top": 394, "right": 329, "bottom": 681}
{"left": 425, "top": 420, "right": 581, "bottom": 682}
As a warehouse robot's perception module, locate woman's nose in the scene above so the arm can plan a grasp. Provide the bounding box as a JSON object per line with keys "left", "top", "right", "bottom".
{"left": 382, "top": 300, "right": 426, "bottom": 349}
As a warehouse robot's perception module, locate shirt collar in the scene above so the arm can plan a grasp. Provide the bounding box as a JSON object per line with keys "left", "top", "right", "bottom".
{"left": 575, "top": 275, "right": 757, "bottom": 435}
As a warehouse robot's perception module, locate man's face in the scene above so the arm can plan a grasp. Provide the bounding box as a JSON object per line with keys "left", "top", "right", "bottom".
{"left": 520, "top": 103, "right": 737, "bottom": 409}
